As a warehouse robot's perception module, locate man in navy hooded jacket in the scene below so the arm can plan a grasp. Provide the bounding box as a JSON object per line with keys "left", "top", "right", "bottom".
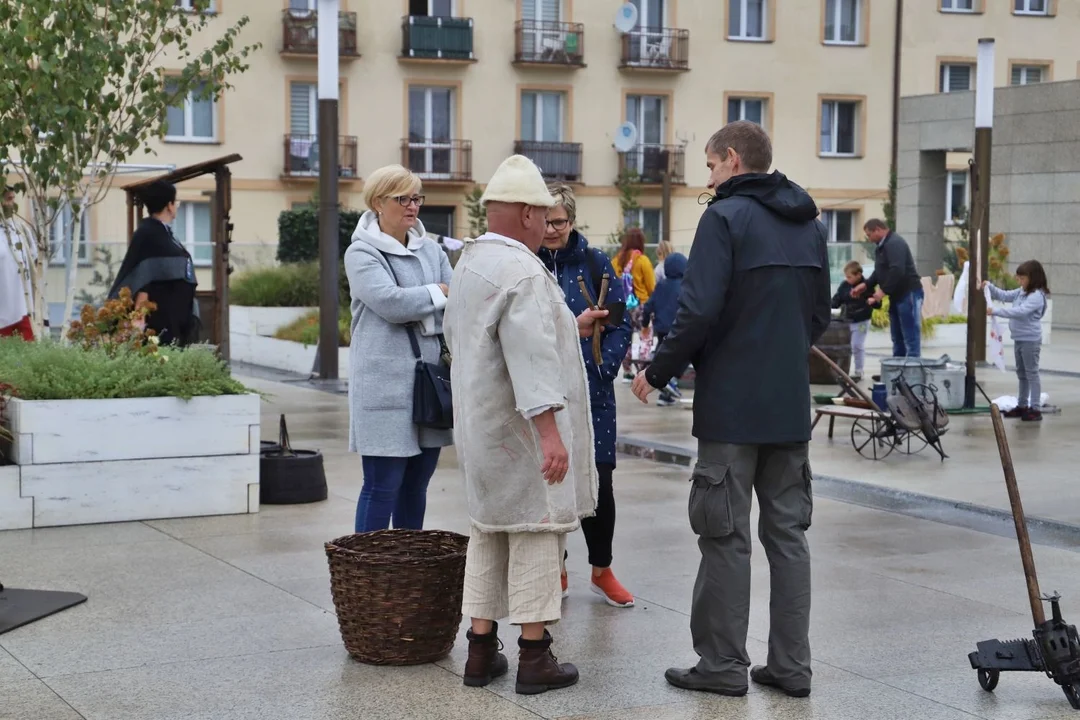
{"left": 632, "top": 121, "right": 831, "bottom": 699}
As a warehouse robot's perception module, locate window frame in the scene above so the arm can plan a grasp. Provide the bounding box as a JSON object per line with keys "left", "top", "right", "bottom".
{"left": 1013, "top": 0, "right": 1050, "bottom": 16}
{"left": 818, "top": 96, "right": 863, "bottom": 159}
{"left": 174, "top": 202, "right": 214, "bottom": 267}
{"left": 822, "top": 0, "right": 864, "bottom": 46}
{"left": 945, "top": 170, "right": 969, "bottom": 226}
{"left": 407, "top": 84, "right": 458, "bottom": 179}
{"left": 727, "top": 0, "right": 769, "bottom": 42}
{"left": 723, "top": 91, "right": 772, "bottom": 131}
{"left": 821, "top": 209, "right": 856, "bottom": 244}
{"left": 175, "top": 0, "right": 217, "bottom": 14}
{"left": 163, "top": 77, "right": 220, "bottom": 144}
{"left": 623, "top": 207, "right": 663, "bottom": 245}
{"left": 940, "top": 0, "right": 977, "bottom": 12}
{"left": 1009, "top": 62, "right": 1050, "bottom": 85}
{"left": 45, "top": 202, "right": 91, "bottom": 267}
{"left": 520, "top": 90, "right": 566, "bottom": 143}
{"left": 938, "top": 61, "right": 975, "bottom": 93}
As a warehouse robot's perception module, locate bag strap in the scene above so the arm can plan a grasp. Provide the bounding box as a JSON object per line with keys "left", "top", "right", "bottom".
{"left": 377, "top": 250, "right": 444, "bottom": 363}
{"left": 584, "top": 248, "right": 605, "bottom": 304}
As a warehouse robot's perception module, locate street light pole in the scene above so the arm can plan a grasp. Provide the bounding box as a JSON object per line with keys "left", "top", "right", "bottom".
{"left": 317, "top": 0, "right": 340, "bottom": 380}
{"left": 965, "top": 37, "right": 994, "bottom": 408}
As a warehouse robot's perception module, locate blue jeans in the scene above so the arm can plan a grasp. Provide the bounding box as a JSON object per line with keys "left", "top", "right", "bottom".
{"left": 888, "top": 288, "right": 923, "bottom": 358}
{"left": 355, "top": 448, "right": 441, "bottom": 532}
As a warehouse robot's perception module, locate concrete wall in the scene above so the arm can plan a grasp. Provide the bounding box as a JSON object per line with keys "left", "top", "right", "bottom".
{"left": 897, "top": 80, "right": 1080, "bottom": 328}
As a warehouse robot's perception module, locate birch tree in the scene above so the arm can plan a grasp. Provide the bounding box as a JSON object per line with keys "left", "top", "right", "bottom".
{"left": 0, "top": 0, "right": 259, "bottom": 337}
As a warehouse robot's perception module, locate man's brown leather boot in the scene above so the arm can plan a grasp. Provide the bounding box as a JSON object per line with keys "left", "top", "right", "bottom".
{"left": 463, "top": 622, "right": 509, "bottom": 687}
{"left": 515, "top": 630, "right": 579, "bottom": 695}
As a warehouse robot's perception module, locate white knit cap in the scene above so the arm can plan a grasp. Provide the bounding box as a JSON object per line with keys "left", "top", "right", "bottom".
{"left": 479, "top": 154, "right": 556, "bottom": 208}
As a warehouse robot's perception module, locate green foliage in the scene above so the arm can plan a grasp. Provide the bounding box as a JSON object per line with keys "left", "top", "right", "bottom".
{"left": 464, "top": 186, "right": 487, "bottom": 237}
{"left": 74, "top": 246, "right": 119, "bottom": 308}
{"left": 0, "top": 338, "right": 249, "bottom": 400}
{"left": 229, "top": 261, "right": 349, "bottom": 308}
{"left": 942, "top": 211, "right": 1019, "bottom": 290}
{"left": 273, "top": 309, "right": 351, "bottom": 347}
{"left": 869, "top": 296, "right": 963, "bottom": 339}
{"left": 277, "top": 206, "right": 362, "bottom": 264}
{"left": 882, "top": 169, "right": 897, "bottom": 231}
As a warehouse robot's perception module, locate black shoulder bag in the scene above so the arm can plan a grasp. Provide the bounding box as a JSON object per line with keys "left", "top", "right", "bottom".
{"left": 379, "top": 252, "right": 454, "bottom": 431}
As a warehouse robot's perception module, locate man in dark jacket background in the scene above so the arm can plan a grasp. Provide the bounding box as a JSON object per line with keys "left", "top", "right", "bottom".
{"left": 850, "top": 218, "right": 923, "bottom": 357}
{"left": 631, "top": 121, "right": 831, "bottom": 699}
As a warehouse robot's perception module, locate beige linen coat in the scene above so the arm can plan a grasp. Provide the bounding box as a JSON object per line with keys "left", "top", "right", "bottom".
{"left": 444, "top": 232, "right": 598, "bottom": 534}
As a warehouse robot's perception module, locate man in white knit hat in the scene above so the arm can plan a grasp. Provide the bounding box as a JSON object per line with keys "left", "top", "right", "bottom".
{"left": 445, "top": 155, "right": 607, "bottom": 695}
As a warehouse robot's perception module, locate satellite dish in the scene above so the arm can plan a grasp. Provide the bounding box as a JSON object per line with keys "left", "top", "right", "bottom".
{"left": 614, "top": 2, "right": 638, "bottom": 33}
{"left": 613, "top": 122, "right": 638, "bottom": 152}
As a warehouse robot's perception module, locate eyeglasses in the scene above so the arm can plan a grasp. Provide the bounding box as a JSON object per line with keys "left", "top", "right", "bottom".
{"left": 392, "top": 195, "right": 425, "bottom": 208}
{"left": 545, "top": 218, "right": 570, "bottom": 230}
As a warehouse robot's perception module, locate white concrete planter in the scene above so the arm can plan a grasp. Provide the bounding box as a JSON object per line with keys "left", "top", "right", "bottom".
{"left": 0, "top": 394, "right": 261, "bottom": 530}
{"left": 230, "top": 306, "right": 313, "bottom": 338}
{"left": 228, "top": 305, "right": 349, "bottom": 375}
{"left": 866, "top": 298, "right": 1054, "bottom": 351}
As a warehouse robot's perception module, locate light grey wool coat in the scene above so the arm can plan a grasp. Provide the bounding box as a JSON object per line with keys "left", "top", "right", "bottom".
{"left": 344, "top": 210, "right": 454, "bottom": 457}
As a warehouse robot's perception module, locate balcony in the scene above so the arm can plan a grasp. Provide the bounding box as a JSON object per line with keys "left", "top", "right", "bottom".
{"left": 514, "top": 141, "right": 583, "bottom": 183}
{"left": 616, "top": 145, "right": 686, "bottom": 185}
{"left": 280, "top": 10, "right": 359, "bottom": 58}
{"left": 619, "top": 28, "right": 690, "bottom": 72}
{"left": 282, "top": 134, "right": 359, "bottom": 180}
{"left": 401, "top": 138, "right": 472, "bottom": 183}
{"left": 401, "top": 16, "right": 476, "bottom": 63}
{"left": 513, "top": 20, "right": 585, "bottom": 68}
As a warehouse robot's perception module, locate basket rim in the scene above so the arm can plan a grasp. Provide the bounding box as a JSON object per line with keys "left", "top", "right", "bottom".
{"left": 325, "top": 529, "right": 468, "bottom": 564}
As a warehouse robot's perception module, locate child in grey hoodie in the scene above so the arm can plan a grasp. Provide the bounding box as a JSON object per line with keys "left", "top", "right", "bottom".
{"left": 984, "top": 259, "right": 1050, "bottom": 422}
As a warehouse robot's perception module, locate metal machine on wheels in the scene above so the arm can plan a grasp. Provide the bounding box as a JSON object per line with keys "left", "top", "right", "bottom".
{"left": 968, "top": 404, "right": 1080, "bottom": 710}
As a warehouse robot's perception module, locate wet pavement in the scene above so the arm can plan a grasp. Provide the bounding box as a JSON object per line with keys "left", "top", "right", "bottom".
{"left": 4, "top": 372, "right": 1080, "bottom": 719}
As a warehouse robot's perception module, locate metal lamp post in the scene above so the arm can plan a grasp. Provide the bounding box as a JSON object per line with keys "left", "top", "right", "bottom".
{"left": 317, "top": 0, "right": 340, "bottom": 380}
{"left": 965, "top": 38, "right": 994, "bottom": 408}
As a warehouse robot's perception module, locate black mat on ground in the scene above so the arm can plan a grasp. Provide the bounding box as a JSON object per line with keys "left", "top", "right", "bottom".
{"left": 0, "top": 587, "right": 87, "bottom": 635}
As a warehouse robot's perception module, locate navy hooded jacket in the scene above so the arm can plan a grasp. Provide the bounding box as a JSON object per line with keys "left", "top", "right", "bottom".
{"left": 642, "top": 253, "right": 687, "bottom": 336}
{"left": 539, "top": 231, "right": 632, "bottom": 467}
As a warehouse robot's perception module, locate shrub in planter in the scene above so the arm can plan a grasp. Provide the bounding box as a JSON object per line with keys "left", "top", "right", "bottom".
{"left": 273, "top": 308, "right": 351, "bottom": 347}
{"left": 230, "top": 261, "right": 351, "bottom": 309}
{"left": 277, "top": 206, "right": 362, "bottom": 264}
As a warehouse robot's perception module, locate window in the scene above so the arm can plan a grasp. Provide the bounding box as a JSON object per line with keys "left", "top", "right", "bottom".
{"left": 1014, "top": 0, "right": 1048, "bottom": 14}
{"left": 407, "top": 86, "right": 454, "bottom": 178}
{"left": 288, "top": 0, "right": 315, "bottom": 9}
{"left": 946, "top": 170, "right": 969, "bottom": 225}
{"left": 820, "top": 99, "right": 858, "bottom": 157}
{"left": 821, "top": 210, "right": 855, "bottom": 244}
{"left": 727, "top": 97, "right": 766, "bottom": 127}
{"left": 940, "top": 0, "right": 975, "bottom": 11}
{"left": 521, "top": 91, "right": 564, "bottom": 142}
{"left": 174, "top": 203, "right": 213, "bottom": 267}
{"left": 46, "top": 203, "right": 90, "bottom": 266}
{"left": 288, "top": 82, "right": 318, "bottom": 175}
{"left": 625, "top": 94, "right": 667, "bottom": 179}
{"left": 624, "top": 208, "right": 663, "bottom": 245}
{"left": 1011, "top": 65, "right": 1045, "bottom": 85}
{"left": 409, "top": 0, "right": 453, "bottom": 16}
{"left": 939, "top": 63, "right": 973, "bottom": 93}
{"left": 419, "top": 206, "right": 456, "bottom": 238}
{"left": 175, "top": 0, "right": 216, "bottom": 11}
{"left": 824, "top": 0, "right": 861, "bottom": 44}
{"left": 165, "top": 78, "right": 217, "bottom": 143}
{"left": 728, "top": 0, "right": 766, "bottom": 40}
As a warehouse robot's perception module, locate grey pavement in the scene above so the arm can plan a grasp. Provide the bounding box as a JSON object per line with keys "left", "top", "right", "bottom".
{"left": 4, "top": 376, "right": 1080, "bottom": 718}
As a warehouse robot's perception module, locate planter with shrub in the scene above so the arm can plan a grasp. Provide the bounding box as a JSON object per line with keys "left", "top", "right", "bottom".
{"left": 0, "top": 292, "right": 261, "bottom": 530}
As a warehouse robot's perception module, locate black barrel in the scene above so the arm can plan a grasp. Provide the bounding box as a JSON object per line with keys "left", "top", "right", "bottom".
{"left": 809, "top": 320, "right": 852, "bottom": 384}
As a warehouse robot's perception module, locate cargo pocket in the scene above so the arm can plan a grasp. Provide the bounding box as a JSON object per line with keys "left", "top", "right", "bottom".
{"left": 799, "top": 461, "right": 814, "bottom": 531}
{"left": 687, "top": 463, "right": 734, "bottom": 538}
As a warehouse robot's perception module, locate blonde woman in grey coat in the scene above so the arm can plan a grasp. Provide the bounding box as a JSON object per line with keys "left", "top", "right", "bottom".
{"left": 344, "top": 164, "right": 453, "bottom": 532}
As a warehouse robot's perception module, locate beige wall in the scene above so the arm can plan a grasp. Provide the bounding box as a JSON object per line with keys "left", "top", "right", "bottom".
{"left": 35, "top": 0, "right": 1080, "bottom": 307}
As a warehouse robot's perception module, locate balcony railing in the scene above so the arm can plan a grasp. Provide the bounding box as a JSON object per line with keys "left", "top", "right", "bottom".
{"left": 619, "top": 27, "right": 690, "bottom": 71}
{"left": 401, "top": 16, "right": 475, "bottom": 61}
{"left": 401, "top": 138, "right": 472, "bottom": 182}
{"left": 514, "top": 141, "right": 583, "bottom": 183}
{"left": 281, "top": 10, "right": 359, "bottom": 57}
{"left": 513, "top": 20, "right": 585, "bottom": 67}
{"left": 616, "top": 145, "right": 686, "bottom": 185}
{"left": 283, "top": 134, "right": 359, "bottom": 179}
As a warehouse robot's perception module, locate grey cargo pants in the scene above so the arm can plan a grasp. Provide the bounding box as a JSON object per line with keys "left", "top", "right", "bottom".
{"left": 688, "top": 441, "right": 813, "bottom": 690}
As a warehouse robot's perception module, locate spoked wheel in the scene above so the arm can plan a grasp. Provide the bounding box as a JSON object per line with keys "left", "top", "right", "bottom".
{"left": 851, "top": 413, "right": 896, "bottom": 461}
{"left": 892, "top": 430, "right": 929, "bottom": 455}
{"left": 977, "top": 669, "right": 1000, "bottom": 692}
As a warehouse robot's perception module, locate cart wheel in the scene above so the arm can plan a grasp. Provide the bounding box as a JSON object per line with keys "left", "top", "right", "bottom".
{"left": 893, "top": 430, "right": 929, "bottom": 455}
{"left": 851, "top": 414, "right": 896, "bottom": 461}
{"left": 1063, "top": 681, "right": 1080, "bottom": 710}
{"left": 977, "top": 669, "right": 999, "bottom": 692}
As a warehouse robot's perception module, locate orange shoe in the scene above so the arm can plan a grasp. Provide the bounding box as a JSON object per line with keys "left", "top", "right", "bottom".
{"left": 560, "top": 571, "right": 569, "bottom": 599}
{"left": 590, "top": 569, "right": 634, "bottom": 608}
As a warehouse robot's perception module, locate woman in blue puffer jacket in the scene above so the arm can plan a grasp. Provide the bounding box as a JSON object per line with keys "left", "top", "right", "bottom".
{"left": 538, "top": 183, "right": 635, "bottom": 609}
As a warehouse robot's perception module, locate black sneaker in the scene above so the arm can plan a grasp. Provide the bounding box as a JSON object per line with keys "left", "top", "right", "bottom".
{"left": 656, "top": 392, "right": 676, "bottom": 407}
{"left": 1002, "top": 406, "right": 1027, "bottom": 419}
{"left": 1022, "top": 409, "right": 1043, "bottom": 422}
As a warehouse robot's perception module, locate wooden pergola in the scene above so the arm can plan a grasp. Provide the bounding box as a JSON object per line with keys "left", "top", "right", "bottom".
{"left": 121, "top": 154, "right": 241, "bottom": 361}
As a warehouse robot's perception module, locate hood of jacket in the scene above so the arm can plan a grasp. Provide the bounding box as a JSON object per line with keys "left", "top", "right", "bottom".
{"left": 663, "top": 253, "right": 687, "bottom": 279}
{"left": 537, "top": 229, "right": 589, "bottom": 270}
{"left": 709, "top": 171, "right": 819, "bottom": 223}
{"left": 351, "top": 209, "right": 429, "bottom": 256}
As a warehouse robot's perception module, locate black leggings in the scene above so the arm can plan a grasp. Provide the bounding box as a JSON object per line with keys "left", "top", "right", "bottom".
{"left": 580, "top": 462, "right": 616, "bottom": 568}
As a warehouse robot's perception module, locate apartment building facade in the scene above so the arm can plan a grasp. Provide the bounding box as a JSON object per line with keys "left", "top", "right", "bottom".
{"left": 38, "top": 0, "right": 1080, "bottom": 316}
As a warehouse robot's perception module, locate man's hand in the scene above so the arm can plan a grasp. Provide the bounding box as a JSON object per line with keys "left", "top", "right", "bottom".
{"left": 850, "top": 282, "right": 867, "bottom": 298}
{"left": 631, "top": 370, "right": 656, "bottom": 404}
{"left": 576, "top": 308, "right": 608, "bottom": 338}
{"left": 533, "top": 409, "right": 569, "bottom": 484}
{"left": 979, "top": 280, "right": 988, "bottom": 291}
{"left": 868, "top": 289, "right": 885, "bottom": 306}
{"left": 438, "top": 283, "right": 449, "bottom": 297}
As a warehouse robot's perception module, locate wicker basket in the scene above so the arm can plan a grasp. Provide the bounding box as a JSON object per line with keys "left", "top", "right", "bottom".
{"left": 325, "top": 529, "right": 469, "bottom": 665}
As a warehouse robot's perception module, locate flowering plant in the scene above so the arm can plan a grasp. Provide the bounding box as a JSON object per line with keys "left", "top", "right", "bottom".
{"left": 66, "top": 287, "right": 164, "bottom": 359}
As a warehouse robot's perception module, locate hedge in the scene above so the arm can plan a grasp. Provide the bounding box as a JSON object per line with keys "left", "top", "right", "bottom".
{"left": 277, "top": 206, "right": 362, "bottom": 264}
